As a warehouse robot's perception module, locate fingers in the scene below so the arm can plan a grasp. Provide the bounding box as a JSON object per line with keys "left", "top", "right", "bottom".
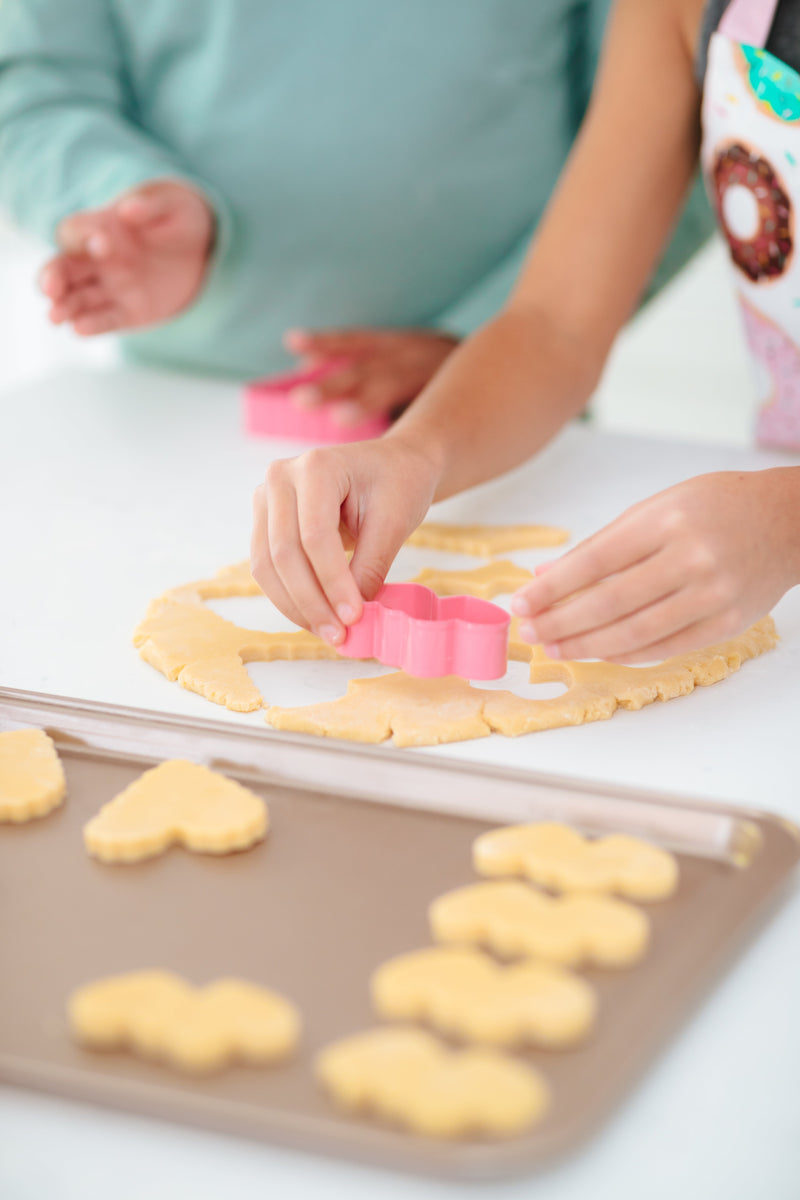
{"left": 291, "top": 361, "right": 405, "bottom": 418}
{"left": 294, "top": 461, "right": 364, "bottom": 621}
{"left": 250, "top": 483, "right": 308, "bottom": 629}
{"left": 40, "top": 255, "right": 97, "bottom": 305}
{"left": 517, "top": 547, "right": 684, "bottom": 648}
{"left": 284, "top": 327, "right": 379, "bottom": 359}
{"left": 603, "top": 610, "right": 748, "bottom": 665}
{"left": 73, "top": 307, "right": 125, "bottom": 337}
{"left": 57, "top": 208, "right": 138, "bottom": 263}
{"left": 291, "top": 362, "right": 362, "bottom": 409}
{"left": 511, "top": 509, "right": 661, "bottom": 622}
{"left": 254, "top": 455, "right": 363, "bottom": 643}
{"left": 49, "top": 282, "right": 113, "bottom": 325}
{"left": 116, "top": 181, "right": 213, "bottom": 247}
{"left": 349, "top": 512, "right": 410, "bottom": 601}
{"left": 528, "top": 586, "right": 705, "bottom": 662}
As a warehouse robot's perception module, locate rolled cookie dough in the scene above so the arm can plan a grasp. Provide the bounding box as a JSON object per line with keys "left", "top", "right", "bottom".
{"left": 430, "top": 879, "right": 650, "bottom": 967}
{"left": 371, "top": 945, "right": 595, "bottom": 1048}
{"left": 69, "top": 970, "right": 300, "bottom": 1072}
{"left": 411, "top": 560, "right": 533, "bottom": 600}
{"left": 474, "top": 823, "right": 678, "bottom": 901}
{"left": 0, "top": 728, "right": 66, "bottom": 823}
{"left": 407, "top": 522, "right": 569, "bottom": 556}
{"left": 316, "top": 1027, "right": 549, "bottom": 1138}
{"left": 83, "top": 759, "right": 267, "bottom": 863}
{"left": 264, "top": 618, "right": 778, "bottom": 747}
{"left": 133, "top": 578, "right": 338, "bottom": 712}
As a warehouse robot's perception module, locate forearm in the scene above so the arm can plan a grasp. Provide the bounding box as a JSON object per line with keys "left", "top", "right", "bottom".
{"left": 389, "top": 0, "right": 701, "bottom": 505}
{"left": 388, "top": 303, "right": 602, "bottom": 501}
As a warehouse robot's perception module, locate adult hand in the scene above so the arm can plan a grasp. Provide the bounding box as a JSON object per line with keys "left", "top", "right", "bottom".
{"left": 251, "top": 435, "right": 442, "bottom": 643}
{"left": 40, "top": 180, "right": 215, "bottom": 336}
{"left": 283, "top": 327, "right": 459, "bottom": 424}
{"left": 511, "top": 469, "right": 800, "bottom": 662}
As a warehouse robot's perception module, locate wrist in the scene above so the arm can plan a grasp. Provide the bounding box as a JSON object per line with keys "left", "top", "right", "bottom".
{"left": 761, "top": 466, "right": 800, "bottom": 587}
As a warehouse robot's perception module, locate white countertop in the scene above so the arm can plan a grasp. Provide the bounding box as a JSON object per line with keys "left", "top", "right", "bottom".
{"left": 2, "top": 362, "right": 799, "bottom": 1199}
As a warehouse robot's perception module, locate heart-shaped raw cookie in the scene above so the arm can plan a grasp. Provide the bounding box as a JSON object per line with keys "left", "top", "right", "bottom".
{"left": 83, "top": 759, "right": 267, "bottom": 863}
{"left": 0, "top": 729, "right": 66, "bottom": 823}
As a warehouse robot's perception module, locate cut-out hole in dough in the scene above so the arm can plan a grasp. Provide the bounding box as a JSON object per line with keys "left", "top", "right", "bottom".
{"left": 206, "top": 595, "right": 300, "bottom": 634}
{"left": 246, "top": 657, "right": 393, "bottom": 709}
{"left": 472, "top": 660, "right": 568, "bottom": 701}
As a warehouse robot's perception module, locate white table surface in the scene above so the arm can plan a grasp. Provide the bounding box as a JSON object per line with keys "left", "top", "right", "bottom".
{"left": 1, "top": 364, "right": 799, "bottom": 1200}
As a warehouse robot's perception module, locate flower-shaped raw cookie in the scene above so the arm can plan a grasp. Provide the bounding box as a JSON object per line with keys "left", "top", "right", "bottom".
{"left": 411, "top": 560, "right": 533, "bottom": 600}
{"left": 407, "top": 523, "right": 569, "bottom": 556}
{"left": 371, "top": 945, "right": 595, "bottom": 1047}
{"left": 316, "top": 1027, "right": 549, "bottom": 1138}
{"left": 430, "top": 880, "right": 650, "bottom": 967}
{"left": 0, "top": 728, "right": 66, "bottom": 823}
{"left": 83, "top": 760, "right": 267, "bottom": 863}
{"left": 69, "top": 970, "right": 300, "bottom": 1072}
{"left": 474, "top": 823, "right": 678, "bottom": 901}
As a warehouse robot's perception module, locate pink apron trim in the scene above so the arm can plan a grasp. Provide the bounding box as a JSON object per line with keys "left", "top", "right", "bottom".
{"left": 718, "top": 0, "right": 780, "bottom": 47}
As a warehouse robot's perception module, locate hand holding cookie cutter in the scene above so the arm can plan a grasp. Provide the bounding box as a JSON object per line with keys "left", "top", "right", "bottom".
{"left": 339, "top": 583, "right": 510, "bottom": 679}
{"left": 244, "top": 360, "right": 390, "bottom": 443}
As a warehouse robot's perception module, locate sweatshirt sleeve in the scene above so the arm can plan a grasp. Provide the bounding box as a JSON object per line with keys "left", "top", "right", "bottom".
{"left": 0, "top": 0, "right": 227, "bottom": 243}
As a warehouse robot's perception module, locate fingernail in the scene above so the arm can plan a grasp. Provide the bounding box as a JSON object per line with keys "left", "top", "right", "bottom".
{"left": 318, "top": 624, "right": 343, "bottom": 646}
{"left": 336, "top": 604, "right": 356, "bottom": 624}
{"left": 290, "top": 385, "right": 319, "bottom": 408}
{"left": 544, "top": 643, "right": 562, "bottom": 659}
{"left": 535, "top": 561, "right": 555, "bottom": 576}
{"left": 519, "top": 622, "right": 538, "bottom": 643}
{"left": 511, "top": 595, "right": 531, "bottom": 617}
{"left": 87, "top": 233, "right": 108, "bottom": 258}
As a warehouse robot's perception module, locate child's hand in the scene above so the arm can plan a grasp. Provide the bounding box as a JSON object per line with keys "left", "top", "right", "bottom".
{"left": 40, "top": 180, "right": 215, "bottom": 336}
{"left": 283, "top": 327, "right": 459, "bottom": 424}
{"left": 251, "top": 435, "right": 442, "bottom": 643}
{"left": 511, "top": 470, "right": 800, "bottom": 663}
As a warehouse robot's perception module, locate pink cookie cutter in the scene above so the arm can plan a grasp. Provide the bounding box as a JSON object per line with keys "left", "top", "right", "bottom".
{"left": 244, "top": 360, "right": 390, "bottom": 443}
{"left": 339, "top": 582, "right": 510, "bottom": 680}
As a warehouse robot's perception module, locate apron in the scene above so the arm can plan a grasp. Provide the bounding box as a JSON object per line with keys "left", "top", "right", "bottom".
{"left": 701, "top": 0, "right": 800, "bottom": 448}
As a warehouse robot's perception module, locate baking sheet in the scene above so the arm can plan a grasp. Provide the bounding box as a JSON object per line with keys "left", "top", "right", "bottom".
{"left": 1, "top": 697, "right": 797, "bottom": 1181}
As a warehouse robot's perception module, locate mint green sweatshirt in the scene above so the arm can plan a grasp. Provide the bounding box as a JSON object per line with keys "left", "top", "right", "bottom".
{"left": 0, "top": 0, "right": 712, "bottom": 379}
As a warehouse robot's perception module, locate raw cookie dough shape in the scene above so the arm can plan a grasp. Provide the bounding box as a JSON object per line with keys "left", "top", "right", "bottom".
{"left": 69, "top": 970, "right": 300, "bottom": 1072}
{"left": 133, "top": 561, "right": 339, "bottom": 712}
{"left": 264, "top": 617, "right": 778, "bottom": 747}
{"left": 371, "top": 945, "right": 595, "bottom": 1048}
{"left": 407, "top": 523, "right": 569, "bottom": 556}
{"left": 411, "top": 561, "right": 533, "bottom": 600}
{"left": 83, "top": 759, "right": 268, "bottom": 863}
{"left": 474, "top": 823, "right": 678, "bottom": 902}
{"left": 316, "top": 1027, "right": 549, "bottom": 1138}
{"left": 0, "top": 729, "right": 66, "bottom": 823}
{"left": 430, "top": 880, "right": 650, "bottom": 967}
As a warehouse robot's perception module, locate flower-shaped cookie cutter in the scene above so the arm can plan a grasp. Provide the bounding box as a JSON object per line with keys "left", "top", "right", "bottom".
{"left": 339, "top": 582, "right": 510, "bottom": 679}
{"left": 244, "top": 360, "right": 390, "bottom": 444}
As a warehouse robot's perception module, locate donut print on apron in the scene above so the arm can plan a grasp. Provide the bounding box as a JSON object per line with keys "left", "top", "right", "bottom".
{"left": 701, "top": 0, "right": 800, "bottom": 448}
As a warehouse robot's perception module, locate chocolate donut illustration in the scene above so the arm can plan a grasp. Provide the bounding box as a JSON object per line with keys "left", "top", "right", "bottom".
{"left": 710, "top": 143, "right": 792, "bottom": 282}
